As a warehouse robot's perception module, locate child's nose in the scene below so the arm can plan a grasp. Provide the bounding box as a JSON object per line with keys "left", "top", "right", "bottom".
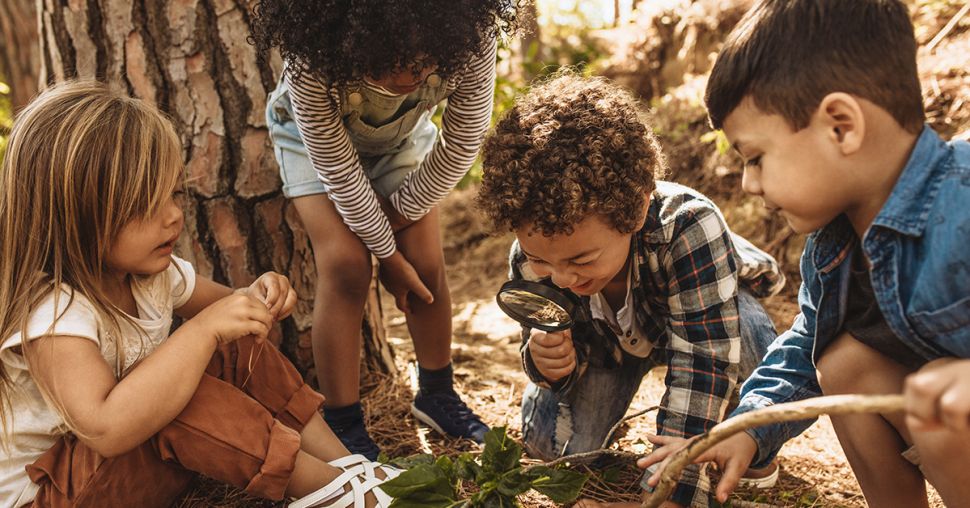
{"left": 550, "top": 268, "right": 578, "bottom": 289}
{"left": 165, "top": 201, "right": 184, "bottom": 227}
{"left": 741, "top": 166, "right": 763, "bottom": 196}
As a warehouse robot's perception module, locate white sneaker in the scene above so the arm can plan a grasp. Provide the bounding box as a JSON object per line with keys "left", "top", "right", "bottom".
{"left": 289, "top": 456, "right": 402, "bottom": 508}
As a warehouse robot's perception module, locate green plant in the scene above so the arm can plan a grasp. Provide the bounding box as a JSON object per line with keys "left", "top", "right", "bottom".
{"left": 381, "top": 426, "right": 588, "bottom": 507}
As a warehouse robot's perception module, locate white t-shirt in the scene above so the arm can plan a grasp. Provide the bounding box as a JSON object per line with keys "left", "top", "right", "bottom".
{"left": 0, "top": 256, "right": 196, "bottom": 507}
{"left": 589, "top": 262, "right": 654, "bottom": 358}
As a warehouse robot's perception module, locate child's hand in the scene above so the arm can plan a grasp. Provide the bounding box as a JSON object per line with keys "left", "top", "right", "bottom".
{"left": 379, "top": 251, "right": 433, "bottom": 314}
{"left": 243, "top": 272, "right": 297, "bottom": 320}
{"left": 904, "top": 358, "right": 970, "bottom": 432}
{"left": 639, "top": 432, "right": 758, "bottom": 504}
{"left": 528, "top": 329, "right": 576, "bottom": 382}
{"left": 188, "top": 292, "right": 274, "bottom": 345}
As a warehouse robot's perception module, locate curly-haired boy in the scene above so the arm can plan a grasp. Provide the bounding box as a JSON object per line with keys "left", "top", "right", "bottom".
{"left": 478, "top": 72, "right": 786, "bottom": 508}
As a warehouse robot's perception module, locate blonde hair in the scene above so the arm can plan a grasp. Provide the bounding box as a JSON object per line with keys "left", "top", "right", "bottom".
{"left": 0, "top": 81, "right": 184, "bottom": 441}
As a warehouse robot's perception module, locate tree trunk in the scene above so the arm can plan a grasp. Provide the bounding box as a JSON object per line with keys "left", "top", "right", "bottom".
{"left": 36, "top": 0, "right": 395, "bottom": 380}
{"left": 0, "top": 0, "right": 40, "bottom": 110}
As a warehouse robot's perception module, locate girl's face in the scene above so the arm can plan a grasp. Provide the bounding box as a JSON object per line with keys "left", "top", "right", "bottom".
{"left": 105, "top": 194, "right": 184, "bottom": 276}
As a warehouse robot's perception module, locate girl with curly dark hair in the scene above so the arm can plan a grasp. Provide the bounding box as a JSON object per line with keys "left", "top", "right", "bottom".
{"left": 251, "top": 0, "right": 518, "bottom": 468}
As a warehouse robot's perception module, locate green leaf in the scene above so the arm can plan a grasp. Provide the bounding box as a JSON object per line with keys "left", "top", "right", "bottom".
{"left": 384, "top": 453, "right": 435, "bottom": 469}
{"left": 478, "top": 491, "right": 521, "bottom": 508}
{"left": 480, "top": 427, "right": 523, "bottom": 475}
{"left": 381, "top": 463, "right": 456, "bottom": 501}
{"left": 524, "top": 465, "right": 589, "bottom": 503}
{"left": 496, "top": 470, "right": 533, "bottom": 498}
{"left": 435, "top": 455, "right": 457, "bottom": 482}
{"left": 388, "top": 490, "right": 457, "bottom": 508}
{"left": 456, "top": 452, "right": 483, "bottom": 481}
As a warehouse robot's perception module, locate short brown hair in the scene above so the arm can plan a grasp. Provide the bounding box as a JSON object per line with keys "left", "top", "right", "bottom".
{"left": 705, "top": 0, "right": 924, "bottom": 133}
{"left": 478, "top": 72, "right": 664, "bottom": 236}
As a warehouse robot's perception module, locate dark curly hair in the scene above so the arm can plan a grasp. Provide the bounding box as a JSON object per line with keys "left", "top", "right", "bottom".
{"left": 478, "top": 72, "right": 665, "bottom": 237}
{"left": 250, "top": 0, "right": 520, "bottom": 85}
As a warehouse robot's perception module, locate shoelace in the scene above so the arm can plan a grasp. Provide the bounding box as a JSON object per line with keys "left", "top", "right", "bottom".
{"left": 421, "top": 391, "right": 486, "bottom": 428}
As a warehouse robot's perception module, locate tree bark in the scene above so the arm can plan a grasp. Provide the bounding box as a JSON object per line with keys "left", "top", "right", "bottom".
{"left": 0, "top": 0, "right": 40, "bottom": 110}
{"left": 36, "top": 0, "right": 395, "bottom": 379}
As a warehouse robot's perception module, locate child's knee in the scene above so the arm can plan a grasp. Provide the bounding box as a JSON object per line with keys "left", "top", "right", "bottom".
{"left": 411, "top": 255, "right": 446, "bottom": 290}
{"left": 817, "top": 332, "right": 908, "bottom": 396}
{"left": 314, "top": 249, "right": 372, "bottom": 296}
{"left": 816, "top": 332, "right": 873, "bottom": 394}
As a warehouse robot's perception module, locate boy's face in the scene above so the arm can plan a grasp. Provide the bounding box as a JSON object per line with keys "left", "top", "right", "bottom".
{"left": 515, "top": 213, "right": 639, "bottom": 297}
{"left": 722, "top": 98, "right": 855, "bottom": 234}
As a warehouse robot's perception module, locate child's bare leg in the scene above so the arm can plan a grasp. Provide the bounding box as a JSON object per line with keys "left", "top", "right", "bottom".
{"left": 286, "top": 450, "right": 345, "bottom": 497}
{"left": 395, "top": 206, "right": 452, "bottom": 368}
{"left": 292, "top": 194, "right": 372, "bottom": 407}
{"left": 910, "top": 425, "right": 970, "bottom": 506}
{"left": 300, "top": 411, "right": 351, "bottom": 461}
{"left": 816, "top": 332, "right": 927, "bottom": 508}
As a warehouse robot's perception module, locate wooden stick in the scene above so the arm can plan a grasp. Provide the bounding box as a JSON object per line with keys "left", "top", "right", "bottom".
{"left": 641, "top": 394, "right": 905, "bottom": 508}
{"left": 926, "top": 2, "right": 970, "bottom": 54}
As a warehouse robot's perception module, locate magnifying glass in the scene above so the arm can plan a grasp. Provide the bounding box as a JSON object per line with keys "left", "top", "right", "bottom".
{"left": 495, "top": 279, "right": 584, "bottom": 332}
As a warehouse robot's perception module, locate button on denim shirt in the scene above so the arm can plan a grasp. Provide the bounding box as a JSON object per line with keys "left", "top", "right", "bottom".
{"left": 735, "top": 126, "right": 970, "bottom": 467}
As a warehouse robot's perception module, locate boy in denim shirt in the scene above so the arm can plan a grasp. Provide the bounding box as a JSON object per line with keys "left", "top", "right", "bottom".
{"left": 641, "top": 1, "right": 970, "bottom": 506}
{"left": 477, "top": 73, "right": 786, "bottom": 508}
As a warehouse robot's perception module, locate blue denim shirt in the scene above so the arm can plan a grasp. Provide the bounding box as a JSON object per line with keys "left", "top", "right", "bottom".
{"left": 734, "top": 126, "right": 970, "bottom": 467}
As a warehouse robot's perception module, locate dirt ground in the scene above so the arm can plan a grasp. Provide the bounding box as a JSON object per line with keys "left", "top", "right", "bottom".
{"left": 367, "top": 185, "right": 947, "bottom": 508}
{"left": 176, "top": 17, "right": 968, "bottom": 507}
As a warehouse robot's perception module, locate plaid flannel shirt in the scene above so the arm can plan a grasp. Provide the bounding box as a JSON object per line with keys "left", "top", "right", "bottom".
{"left": 511, "top": 181, "right": 785, "bottom": 507}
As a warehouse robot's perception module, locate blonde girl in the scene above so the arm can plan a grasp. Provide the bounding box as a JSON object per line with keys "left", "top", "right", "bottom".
{"left": 0, "top": 81, "right": 399, "bottom": 508}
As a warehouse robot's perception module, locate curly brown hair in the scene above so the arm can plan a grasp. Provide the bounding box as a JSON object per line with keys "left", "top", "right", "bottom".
{"left": 250, "top": 0, "right": 520, "bottom": 86}
{"left": 478, "top": 72, "right": 665, "bottom": 236}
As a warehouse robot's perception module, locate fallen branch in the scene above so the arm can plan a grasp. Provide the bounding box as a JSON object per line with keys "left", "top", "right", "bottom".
{"left": 540, "top": 406, "right": 659, "bottom": 468}
{"left": 926, "top": 2, "right": 970, "bottom": 53}
{"left": 641, "top": 394, "right": 905, "bottom": 508}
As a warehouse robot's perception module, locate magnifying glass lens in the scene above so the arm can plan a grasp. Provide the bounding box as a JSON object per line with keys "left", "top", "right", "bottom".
{"left": 495, "top": 280, "right": 578, "bottom": 332}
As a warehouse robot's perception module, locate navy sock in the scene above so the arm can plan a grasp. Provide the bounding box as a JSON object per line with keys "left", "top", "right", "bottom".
{"left": 418, "top": 363, "right": 455, "bottom": 394}
{"left": 323, "top": 402, "right": 364, "bottom": 430}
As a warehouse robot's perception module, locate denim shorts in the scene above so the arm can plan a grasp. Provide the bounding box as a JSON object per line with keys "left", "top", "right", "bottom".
{"left": 265, "top": 84, "right": 438, "bottom": 199}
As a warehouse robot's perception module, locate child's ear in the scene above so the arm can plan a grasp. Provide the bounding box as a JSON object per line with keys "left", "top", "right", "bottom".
{"left": 814, "top": 92, "right": 865, "bottom": 156}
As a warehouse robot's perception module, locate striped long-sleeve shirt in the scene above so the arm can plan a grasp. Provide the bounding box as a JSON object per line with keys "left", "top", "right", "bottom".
{"left": 284, "top": 40, "right": 497, "bottom": 258}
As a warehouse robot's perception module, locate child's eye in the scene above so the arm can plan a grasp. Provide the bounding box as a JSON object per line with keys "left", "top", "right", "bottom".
{"left": 571, "top": 260, "right": 593, "bottom": 267}
{"left": 526, "top": 257, "right": 546, "bottom": 265}
{"left": 745, "top": 155, "right": 762, "bottom": 168}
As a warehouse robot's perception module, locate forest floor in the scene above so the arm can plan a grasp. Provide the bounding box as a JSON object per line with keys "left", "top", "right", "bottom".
{"left": 178, "top": 15, "right": 968, "bottom": 508}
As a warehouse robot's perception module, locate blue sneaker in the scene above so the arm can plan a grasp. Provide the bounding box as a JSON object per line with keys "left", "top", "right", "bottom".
{"left": 326, "top": 415, "right": 380, "bottom": 461}
{"left": 411, "top": 390, "right": 489, "bottom": 443}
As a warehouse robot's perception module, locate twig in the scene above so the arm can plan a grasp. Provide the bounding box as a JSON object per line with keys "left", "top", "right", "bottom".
{"left": 538, "top": 448, "right": 641, "bottom": 469}
{"left": 601, "top": 405, "right": 661, "bottom": 449}
{"left": 926, "top": 2, "right": 970, "bottom": 53}
{"left": 532, "top": 405, "right": 659, "bottom": 469}
{"left": 641, "top": 394, "right": 905, "bottom": 508}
